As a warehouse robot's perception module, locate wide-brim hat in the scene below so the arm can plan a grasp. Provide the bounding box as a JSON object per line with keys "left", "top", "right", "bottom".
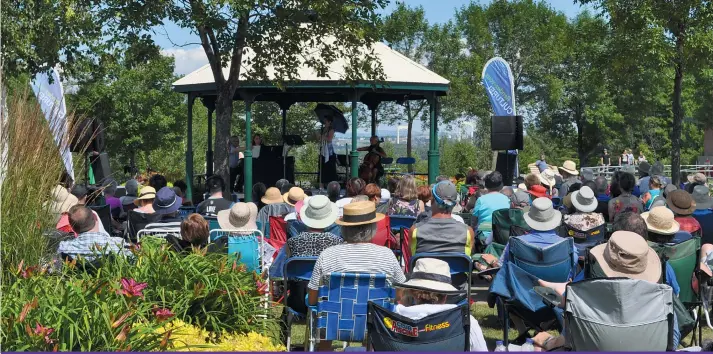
{"left": 641, "top": 207, "right": 680, "bottom": 235}
{"left": 539, "top": 169, "right": 556, "bottom": 187}
{"left": 134, "top": 186, "right": 156, "bottom": 206}
{"left": 261, "top": 187, "right": 283, "bottom": 204}
{"left": 283, "top": 187, "right": 306, "bottom": 206}
{"left": 580, "top": 168, "right": 594, "bottom": 182}
{"left": 666, "top": 190, "right": 696, "bottom": 215}
{"left": 692, "top": 185, "right": 713, "bottom": 210}
{"left": 336, "top": 200, "right": 385, "bottom": 226}
{"left": 638, "top": 161, "right": 651, "bottom": 175}
{"left": 558, "top": 160, "right": 579, "bottom": 175}
{"left": 395, "top": 258, "right": 459, "bottom": 294}
{"left": 590, "top": 231, "right": 661, "bottom": 283}
{"left": 153, "top": 187, "right": 182, "bottom": 215}
{"left": 49, "top": 185, "right": 79, "bottom": 215}
{"left": 527, "top": 185, "right": 549, "bottom": 199}
{"left": 300, "top": 195, "right": 338, "bottom": 229}
{"left": 524, "top": 197, "right": 562, "bottom": 231}
{"left": 571, "top": 186, "right": 598, "bottom": 213}
{"left": 218, "top": 202, "right": 258, "bottom": 231}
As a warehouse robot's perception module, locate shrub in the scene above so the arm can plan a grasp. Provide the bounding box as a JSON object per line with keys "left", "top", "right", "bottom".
{"left": 145, "top": 319, "right": 286, "bottom": 351}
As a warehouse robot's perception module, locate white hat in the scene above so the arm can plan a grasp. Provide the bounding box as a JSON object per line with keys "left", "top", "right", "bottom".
{"left": 299, "top": 195, "right": 338, "bottom": 229}
{"left": 524, "top": 197, "right": 562, "bottom": 231}
{"left": 558, "top": 160, "right": 579, "bottom": 175}
{"left": 217, "top": 202, "right": 258, "bottom": 231}
{"left": 395, "top": 258, "right": 459, "bottom": 293}
{"left": 539, "top": 169, "right": 556, "bottom": 187}
{"left": 571, "top": 186, "right": 598, "bottom": 213}
{"left": 380, "top": 188, "right": 391, "bottom": 201}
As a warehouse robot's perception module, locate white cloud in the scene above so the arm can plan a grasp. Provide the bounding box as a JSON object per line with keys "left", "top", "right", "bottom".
{"left": 161, "top": 46, "right": 208, "bottom": 76}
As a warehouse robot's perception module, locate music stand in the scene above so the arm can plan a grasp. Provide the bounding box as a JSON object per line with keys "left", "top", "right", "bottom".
{"left": 282, "top": 135, "right": 305, "bottom": 180}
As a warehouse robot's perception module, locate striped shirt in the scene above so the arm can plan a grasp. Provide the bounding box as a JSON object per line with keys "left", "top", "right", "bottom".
{"left": 307, "top": 243, "right": 406, "bottom": 290}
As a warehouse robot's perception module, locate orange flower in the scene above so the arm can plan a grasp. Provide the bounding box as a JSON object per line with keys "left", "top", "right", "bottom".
{"left": 111, "top": 312, "right": 131, "bottom": 329}
{"left": 115, "top": 325, "right": 129, "bottom": 342}
{"left": 17, "top": 298, "right": 38, "bottom": 323}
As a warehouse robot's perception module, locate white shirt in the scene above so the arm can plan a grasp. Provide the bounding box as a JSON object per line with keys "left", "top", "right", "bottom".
{"left": 284, "top": 212, "right": 297, "bottom": 221}
{"left": 252, "top": 145, "right": 261, "bottom": 159}
{"left": 335, "top": 197, "right": 353, "bottom": 217}
{"left": 393, "top": 304, "right": 488, "bottom": 352}
{"left": 451, "top": 214, "right": 465, "bottom": 223}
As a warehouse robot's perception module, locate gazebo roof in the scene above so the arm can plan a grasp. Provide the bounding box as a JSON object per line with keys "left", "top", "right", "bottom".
{"left": 172, "top": 41, "right": 449, "bottom": 103}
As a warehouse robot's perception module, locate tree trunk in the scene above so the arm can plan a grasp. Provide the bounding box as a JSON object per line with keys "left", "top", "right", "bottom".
{"left": 671, "top": 26, "right": 685, "bottom": 186}
{"left": 576, "top": 109, "right": 585, "bottom": 166}
{"left": 406, "top": 101, "right": 414, "bottom": 173}
{"left": 214, "top": 87, "right": 233, "bottom": 194}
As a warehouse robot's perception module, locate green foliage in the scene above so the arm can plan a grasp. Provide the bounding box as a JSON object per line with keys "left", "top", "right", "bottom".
{"left": 1, "top": 238, "right": 274, "bottom": 351}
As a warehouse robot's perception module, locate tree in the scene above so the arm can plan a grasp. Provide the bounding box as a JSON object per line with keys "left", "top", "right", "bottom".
{"left": 101, "top": 0, "right": 388, "bottom": 190}
{"left": 579, "top": 0, "right": 713, "bottom": 185}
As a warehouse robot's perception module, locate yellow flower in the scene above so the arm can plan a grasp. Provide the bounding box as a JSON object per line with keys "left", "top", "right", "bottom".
{"left": 138, "top": 320, "right": 284, "bottom": 352}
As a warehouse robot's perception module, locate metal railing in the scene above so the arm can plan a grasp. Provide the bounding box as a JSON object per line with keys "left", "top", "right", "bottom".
{"left": 588, "top": 165, "right": 713, "bottom": 180}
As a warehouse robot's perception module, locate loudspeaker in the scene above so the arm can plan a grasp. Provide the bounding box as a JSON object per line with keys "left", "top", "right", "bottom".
{"left": 90, "top": 152, "right": 112, "bottom": 183}
{"left": 495, "top": 152, "right": 517, "bottom": 185}
{"left": 71, "top": 119, "right": 105, "bottom": 153}
{"left": 491, "top": 116, "right": 523, "bottom": 150}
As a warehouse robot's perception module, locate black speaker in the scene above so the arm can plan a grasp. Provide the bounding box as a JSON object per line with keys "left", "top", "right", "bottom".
{"left": 71, "top": 119, "right": 105, "bottom": 153}
{"left": 90, "top": 152, "right": 112, "bottom": 183}
{"left": 495, "top": 152, "right": 517, "bottom": 185}
{"left": 491, "top": 116, "right": 523, "bottom": 150}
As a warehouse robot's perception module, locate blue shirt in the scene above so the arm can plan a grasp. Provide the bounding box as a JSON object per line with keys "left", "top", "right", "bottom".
{"left": 499, "top": 230, "right": 579, "bottom": 277}
{"left": 472, "top": 193, "right": 510, "bottom": 231}
{"left": 536, "top": 160, "right": 548, "bottom": 172}
{"left": 57, "top": 231, "right": 130, "bottom": 261}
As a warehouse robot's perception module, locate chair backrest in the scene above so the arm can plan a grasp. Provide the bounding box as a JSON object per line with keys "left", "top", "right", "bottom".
{"left": 563, "top": 278, "right": 674, "bottom": 351}
{"left": 491, "top": 209, "right": 530, "bottom": 245}
{"left": 410, "top": 252, "right": 473, "bottom": 300}
{"left": 508, "top": 236, "right": 575, "bottom": 282}
{"left": 267, "top": 215, "right": 288, "bottom": 251}
{"left": 367, "top": 302, "right": 470, "bottom": 352}
{"left": 178, "top": 206, "right": 196, "bottom": 218}
{"left": 692, "top": 209, "right": 713, "bottom": 245}
{"left": 396, "top": 157, "right": 416, "bottom": 165}
{"left": 203, "top": 216, "right": 221, "bottom": 235}
{"left": 284, "top": 256, "right": 318, "bottom": 281}
{"left": 562, "top": 223, "right": 607, "bottom": 256}
{"left": 136, "top": 227, "right": 181, "bottom": 243}
{"left": 89, "top": 204, "right": 113, "bottom": 234}
{"left": 315, "top": 273, "right": 395, "bottom": 343}
{"left": 456, "top": 212, "right": 472, "bottom": 226}
{"left": 650, "top": 237, "right": 701, "bottom": 304}
{"left": 210, "top": 229, "right": 265, "bottom": 273}
{"left": 389, "top": 215, "right": 417, "bottom": 232}
{"left": 381, "top": 157, "right": 394, "bottom": 165}
{"left": 371, "top": 216, "right": 392, "bottom": 248}
{"left": 126, "top": 210, "right": 162, "bottom": 242}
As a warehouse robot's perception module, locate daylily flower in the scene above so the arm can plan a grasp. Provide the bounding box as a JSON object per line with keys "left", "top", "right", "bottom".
{"left": 111, "top": 312, "right": 131, "bottom": 329}
{"left": 116, "top": 278, "right": 147, "bottom": 298}
{"left": 152, "top": 307, "right": 174, "bottom": 322}
{"left": 33, "top": 322, "right": 56, "bottom": 344}
{"left": 256, "top": 280, "right": 269, "bottom": 295}
{"left": 115, "top": 325, "right": 129, "bottom": 342}
{"left": 17, "top": 298, "right": 38, "bottom": 323}
{"left": 20, "top": 265, "right": 38, "bottom": 279}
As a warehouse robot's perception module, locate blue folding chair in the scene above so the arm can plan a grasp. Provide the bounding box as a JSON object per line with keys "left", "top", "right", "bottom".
{"left": 178, "top": 206, "right": 196, "bottom": 218}
{"left": 308, "top": 273, "right": 395, "bottom": 351}
{"left": 395, "top": 157, "right": 416, "bottom": 175}
{"left": 410, "top": 252, "right": 473, "bottom": 304}
{"left": 693, "top": 209, "right": 713, "bottom": 245}
{"left": 551, "top": 197, "right": 562, "bottom": 209}
{"left": 282, "top": 257, "right": 318, "bottom": 351}
{"left": 508, "top": 236, "right": 575, "bottom": 282}
{"left": 389, "top": 215, "right": 417, "bottom": 262}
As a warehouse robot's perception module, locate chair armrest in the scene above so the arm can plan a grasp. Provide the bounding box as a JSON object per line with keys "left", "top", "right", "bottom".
{"left": 534, "top": 286, "right": 563, "bottom": 308}
{"left": 475, "top": 267, "right": 500, "bottom": 278}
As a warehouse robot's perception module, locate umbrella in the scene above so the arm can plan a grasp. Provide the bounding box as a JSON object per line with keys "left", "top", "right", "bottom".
{"left": 314, "top": 104, "right": 348, "bottom": 134}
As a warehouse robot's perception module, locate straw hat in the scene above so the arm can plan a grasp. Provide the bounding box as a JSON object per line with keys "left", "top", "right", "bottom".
{"left": 571, "top": 186, "right": 598, "bottom": 213}
{"left": 49, "top": 185, "right": 78, "bottom": 215}
{"left": 558, "top": 160, "right": 579, "bottom": 176}
{"left": 395, "top": 258, "right": 460, "bottom": 294}
{"left": 134, "top": 186, "right": 156, "bottom": 206}
{"left": 666, "top": 190, "right": 696, "bottom": 216}
{"left": 539, "top": 169, "right": 556, "bottom": 187}
{"left": 336, "top": 200, "right": 384, "bottom": 226}
{"left": 523, "top": 197, "right": 562, "bottom": 231}
{"left": 694, "top": 173, "right": 708, "bottom": 185}
{"left": 261, "top": 187, "right": 283, "bottom": 205}
{"left": 641, "top": 206, "right": 680, "bottom": 235}
{"left": 217, "top": 202, "right": 258, "bottom": 231}
{"left": 590, "top": 231, "right": 661, "bottom": 283}
{"left": 283, "top": 187, "right": 306, "bottom": 206}
{"left": 692, "top": 185, "right": 713, "bottom": 210}
{"left": 300, "top": 195, "right": 338, "bottom": 229}
{"left": 527, "top": 185, "right": 549, "bottom": 199}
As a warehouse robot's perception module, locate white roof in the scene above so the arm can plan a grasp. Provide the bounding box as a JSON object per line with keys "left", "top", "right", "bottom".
{"left": 172, "top": 41, "right": 449, "bottom": 91}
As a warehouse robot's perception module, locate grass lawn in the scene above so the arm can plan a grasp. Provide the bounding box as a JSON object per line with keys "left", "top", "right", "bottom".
{"left": 281, "top": 303, "right": 713, "bottom": 351}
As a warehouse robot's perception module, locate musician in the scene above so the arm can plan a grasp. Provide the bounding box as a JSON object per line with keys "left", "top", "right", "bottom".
{"left": 357, "top": 136, "right": 387, "bottom": 183}
{"left": 229, "top": 136, "right": 244, "bottom": 192}
{"left": 319, "top": 116, "right": 337, "bottom": 189}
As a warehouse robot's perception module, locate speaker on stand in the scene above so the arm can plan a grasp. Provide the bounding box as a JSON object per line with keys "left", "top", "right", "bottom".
{"left": 70, "top": 118, "right": 111, "bottom": 185}
{"left": 491, "top": 116, "right": 524, "bottom": 185}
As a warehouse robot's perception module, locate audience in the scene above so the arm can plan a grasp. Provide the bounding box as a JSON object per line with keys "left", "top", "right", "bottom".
{"left": 364, "top": 183, "right": 388, "bottom": 214}
{"left": 167, "top": 214, "right": 209, "bottom": 252}
{"left": 148, "top": 174, "right": 168, "bottom": 191}
{"left": 326, "top": 181, "right": 341, "bottom": 203}
{"left": 133, "top": 186, "right": 156, "bottom": 214}
{"left": 510, "top": 190, "right": 531, "bottom": 211}
{"left": 71, "top": 184, "right": 89, "bottom": 205}
{"left": 388, "top": 175, "right": 423, "bottom": 217}
{"left": 336, "top": 178, "right": 366, "bottom": 216}
{"left": 641, "top": 175, "right": 662, "bottom": 210}
{"left": 608, "top": 172, "right": 643, "bottom": 221}
{"left": 417, "top": 185, "right": 432, "bottom": 213}
{"left": 119, "top": 179, "right": 139, "bottom": 209}
{"left": 287, "top": 195, "right": 342, "bottom": 257}
{"left": 57, "top": 205, "right": 127, "bottom": 261}
{"left": 642, "top": 206, "right": 692, "bottom": 244}
{"left": 524, "top": 174, "right": 541, "bottom": 190}
{"left": 151, "top": 187, "right": 183, "bottom": 223}
{"left": 557, "top": 160, "right": 582, "bottom": 197}
{"left": 275, "top": 179, "right": 290, "bottom": 195}
{"left": 196, "top": 175, "right": 233, "bottom": 217}
{"left": 282, "top": 186, "right": 306, "bottom": 207}
{"left": 252, "top": 182, "right": 267, "bottom": 210}
{"left": 564, "top": 186, "right": 605, "bottom": 232}
{"left": 540, "top": 169, "right": 557, "bottom": 197}
{"left": 387, "top": 177, "right": 400, "bottom": 196}
{"left": 102, "top": 179, "right": 122, "bottom": 218}
{"left": 471, "top": 171, "right": 510, "bottom": 245}
{"left": 667, "top": 190, "right": 702, "bottom": 237}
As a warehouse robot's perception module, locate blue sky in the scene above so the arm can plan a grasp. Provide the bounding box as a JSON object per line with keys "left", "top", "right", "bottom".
{"left": 159, "top": 0, "right": 590, "bottom": 76}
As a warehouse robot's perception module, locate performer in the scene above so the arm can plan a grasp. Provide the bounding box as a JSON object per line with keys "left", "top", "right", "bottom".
{"left": 228, "top": 135, "right": 244, "bottom": 192}
{"left": 357, "top": 135, "right": 387, "bottom": 183}
{"left": 252, "top": 134, "right": 262, "bottom": 159}
{"left": 318, "top": 117, "right": 337, "bottom": 189}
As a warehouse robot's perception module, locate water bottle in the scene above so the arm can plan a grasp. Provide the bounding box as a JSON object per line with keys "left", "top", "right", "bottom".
{"left": 521, "top": 338, "right": 535, "bottom": 352}
{"left": 494, "top": 340, "right": 507, "bottom": 352}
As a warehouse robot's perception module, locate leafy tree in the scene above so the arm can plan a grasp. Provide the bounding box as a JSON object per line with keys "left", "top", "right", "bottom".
{"left": 100, "top": 0, "right": 389, "bottom": 190}
{"left": 579, "top": 0, "right": 713, "bottom": 184}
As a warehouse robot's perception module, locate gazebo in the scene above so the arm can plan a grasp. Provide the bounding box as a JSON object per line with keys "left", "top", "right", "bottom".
{"left": 172, "top": 41, "right": 449, "bottom": 202}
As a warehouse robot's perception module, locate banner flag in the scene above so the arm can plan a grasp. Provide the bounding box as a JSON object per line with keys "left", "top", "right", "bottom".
{"left": 482, "top": 57, "right": 519, "bottom": 178}
{"left": 31, "top": 67, "right": 74, "bottom": 181}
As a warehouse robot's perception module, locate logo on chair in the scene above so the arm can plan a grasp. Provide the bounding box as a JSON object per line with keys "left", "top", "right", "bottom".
{"left": 424, "top": 321, "right": 450, "bottom": 332}
{"left": 383, "top": 317, "right": 418, "bottom": 337}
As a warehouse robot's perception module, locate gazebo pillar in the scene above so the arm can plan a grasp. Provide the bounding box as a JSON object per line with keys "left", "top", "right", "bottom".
{"left": 350, "top": 95, "right": 360, "bottom": 178}
{"left": 428, "top": 95, "right": 440, "bottom": 184}
{"left": 278, "top": 100, "right": 294, "bottom": 143}
{"left": 368, "top": 102, "right": 379, "bottom": 137}
{"left": 185, "top": 93, "right": 195, "bottom": 201}
{"left": 202, "top": 97, "right": 216, "bottom": 177}
{"left": 243, "top": 98, "right": 254, "bottom": 202}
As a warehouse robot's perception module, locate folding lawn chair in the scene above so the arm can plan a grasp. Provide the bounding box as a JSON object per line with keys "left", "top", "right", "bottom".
{"left": 561, "top": 223, "right": 607, "bottom": 261}
{"left": 390, "top": 215, "right": 417, "bottom": 267}
{"left": 178, "top": 206, "right": 196, "bottom": 218}
{"left": 410, "top": 253, "right": 472, "bottom": 303}
{"left": 281, "top": 256, "right": 318, "bottom": 351}
{"left": 209, "top": 229, "right": 266, "bottom": 274}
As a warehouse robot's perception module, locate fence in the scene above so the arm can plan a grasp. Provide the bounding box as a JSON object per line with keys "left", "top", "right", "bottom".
{"left": 588, "top": 165, "right": 713, "bottom": 180}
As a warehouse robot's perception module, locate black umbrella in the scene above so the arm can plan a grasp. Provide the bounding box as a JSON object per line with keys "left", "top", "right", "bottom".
{"left": 314, "top": 104, "right": 348, "bottom": 134}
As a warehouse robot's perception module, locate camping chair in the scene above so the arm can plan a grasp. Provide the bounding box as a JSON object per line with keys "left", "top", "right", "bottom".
{"left": 389, "top": 215, "right": 417, "bottom": 267}
{"left": 209, "top": 229, "right": 266, "bottom": 273}
{"left": 136, "top": 224, "right": 181, "bottom": 243}
{"left": 307, "top": 273, "right": 395, "bottom": 351}
{"left": 125, "top": 210, "right": 161, "bottom": 243}
{"left": 89, "top": 204, "right": 113, "bottom": 235}
{"left": 267, "top": 215, "right": 288, "bottom": 252}
{"left": 367, "top": 301, "right": 470, "bottom": 352}
{"left": 178, "top": 206, "right": 196, "bottom": 218}
{"left": 410, "top": 253, "right": 473, "bottom": 303}
{"left": 692, "top": 209, "right": 713, "bottom": 245}
{"left": 395, "top": 157, "right": 416, "bottom": 175}
{"left": 281, "top": 256, "right": 318, "bottom": 351}
{"left": 203, "top": 216, "right": 221, "bottom": 239}
{"left": 551, "top": 197, "right": 562, "bottom": 209}
{"left": 534, "top": 278, "right": 675, "bottom": 351}
{"left": 489, "top": 236, "right": 576, "bottom": 346}
{"left": 561, "top": 223, "right": 607, "bottom": 261}
{"left": 491, "top": 208, "right": 530, "bottom": 246}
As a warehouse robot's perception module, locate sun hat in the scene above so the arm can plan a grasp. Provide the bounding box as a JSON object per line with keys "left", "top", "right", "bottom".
{"left": 641, "top": 206, "right": 680, "bottom": 235}
{"left": 517, "top": 183, "right": 527, "bottom": 191}
{"left": 580, "top": 168, "right": 594, "bottom": 182}
{"left": 590, "top": 231, "right": 661, "bottom": 283}
{"left": 638, "top": 161, "right": 652, "bottom": 175}
{"left": 666, "top": 190, "right": 696, "bottom": 215}
{"left": 134, "top": 186, "right": 156, "bottom": 206}
{"left": 261, "top": 187, "right": 283, "bottom": 205}
{"left": 527, "top": 185, "right": 549, "bottom": 199}
{"left": 299, "top": 195, "right": 338, "bottom": 229}
{"left": 217, "top": 202, "right": 258, "bottom": 231}
{"left": 523, "top": 197, "right": 562, "bottom": 231}
{"left": 651, "top": 161, "right": 665, "bottom": 176}
{"left": 558, "top": 161, "right": 579, "bottom": 176}
{"left": 692, "top": 185, "right": 713, "bottom": 210}
{"left": 152, "top": 187, "right": 183, "bottom": 215}
{"left": 49, "top": 185, "right": 79, "bottom": 215}
{"left": 336, "top": 200, "right": 385, "bottom": 226}
{"left": 694, "top": 173, "right": 708, "bottom": 185}
{"left": 510, "top": 191, "right": 531, "bottom": 211}
{"left": 395, "top": 258, "right": 460, "bottom": 294}
{"left": 283, "top": 187, "right": 306, "bottom": 206}
{"left": 539, "top": 169, "right": 556, "bottom": 187}
{"left": 380, "top": 188, "right": 391, "bottom": 201}
{"left": 571, "top": 186, "right": 598, "bottom": 213}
